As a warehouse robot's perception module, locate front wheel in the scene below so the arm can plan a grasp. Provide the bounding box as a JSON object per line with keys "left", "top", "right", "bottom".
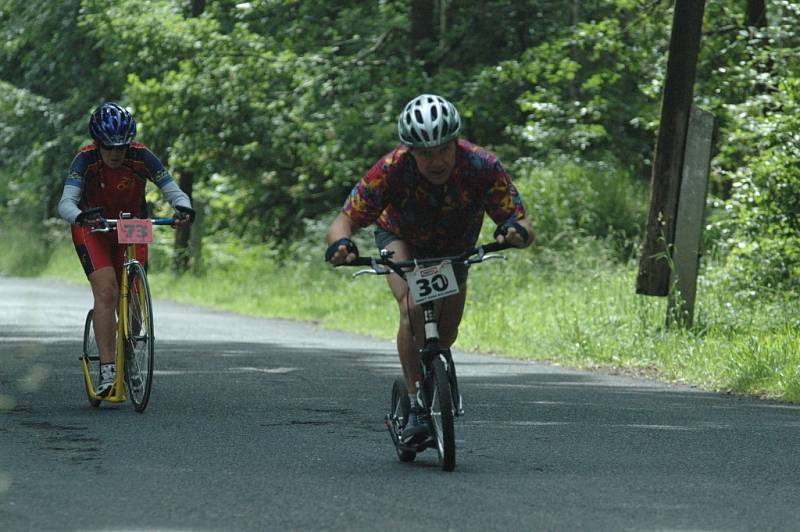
{"left": 390, "top": 377, "right": 416, "bottom": 462}
{"left": 81, "top": 310, "right": 101, "bottom": 408}
{"left": 125, "top": 262, "right": 154, "bottom": 413}
{"left": 429, "top": 356, "right": 456, "bottom": 471}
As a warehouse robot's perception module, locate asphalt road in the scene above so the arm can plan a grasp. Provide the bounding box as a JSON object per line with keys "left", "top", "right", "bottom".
{"left": 1, "top": 276, "right": 799, "bottom": 531}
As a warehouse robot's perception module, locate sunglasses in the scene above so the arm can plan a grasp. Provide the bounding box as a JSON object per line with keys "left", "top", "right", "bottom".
{"left": 99, "top": 143, "right": 129, "bottom": 151}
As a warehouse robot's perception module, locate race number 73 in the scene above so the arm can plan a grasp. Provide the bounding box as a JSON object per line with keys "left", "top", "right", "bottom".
{"left": 117, "top": 218, "right": 154, "bottom": 244}
{"left": 407, "top": 261, "right": 460, "bottom": 304}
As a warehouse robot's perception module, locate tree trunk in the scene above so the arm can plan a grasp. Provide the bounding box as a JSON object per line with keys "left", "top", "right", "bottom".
{"left": 746, "top": 0, "right": 766, "bottom": 27}
{"left": 174, "top": 171, "right": 194, "bottom": 272}
{"left": 636, "top": 0, "right": 706, "bottom": 296}
{"left": 410, "top": 0, "right": 436, "bottom": 73}
{"left": 191, "top": 0, "right": 205, "bottom": 17}
{"left": 172, "top": 0, "right": 205, "bottom": 273}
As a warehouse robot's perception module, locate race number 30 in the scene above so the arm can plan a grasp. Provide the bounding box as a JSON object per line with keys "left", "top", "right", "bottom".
{"left": 407, "top": 261, "right": 460, "bottom": 304}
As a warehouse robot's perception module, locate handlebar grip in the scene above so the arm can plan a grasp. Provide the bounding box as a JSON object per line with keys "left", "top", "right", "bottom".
{"left": 336, "top": 257, "right": 374, "bottom": 267}
{"left": 481, "top": 241, "right": 514, "bottom": 253}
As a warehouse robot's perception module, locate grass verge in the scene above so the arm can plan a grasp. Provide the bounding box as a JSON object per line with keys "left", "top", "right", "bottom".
{"left": 19, "top": 229, "right": 800, "bottom": 404}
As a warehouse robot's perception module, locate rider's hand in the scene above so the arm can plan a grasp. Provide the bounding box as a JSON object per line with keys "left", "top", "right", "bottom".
{"left": 494, "top": 221, "right": 529, "bottom": 248}
{"left": 75, "top": 207, "right": 103, "bottom": 228}
{"left": 173, "top": 205, "right": 195, "bottom": 227}
{"left": 325, "top": 238, "right": 359, "bottom": 265}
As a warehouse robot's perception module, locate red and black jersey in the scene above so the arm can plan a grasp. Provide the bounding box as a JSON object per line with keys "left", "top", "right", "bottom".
{"left": 65, "top": 142, "right": 175, "bottom": 219}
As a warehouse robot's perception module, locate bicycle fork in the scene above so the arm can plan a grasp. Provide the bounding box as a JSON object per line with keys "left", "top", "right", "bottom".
{"left": 416, "top": 303, "right": 463, "bottom": 417}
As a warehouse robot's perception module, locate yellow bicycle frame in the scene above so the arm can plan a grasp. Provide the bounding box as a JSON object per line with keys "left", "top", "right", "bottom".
{"left": 80, "top": 241, "right": 142, "bottom": 403}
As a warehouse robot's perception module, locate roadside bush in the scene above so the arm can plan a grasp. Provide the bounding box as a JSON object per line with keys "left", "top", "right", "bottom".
{"left": 511, "top": 157, "right": 647, "bottom": 259}
{"left": 716, "top": 78, "right": 800, "bottom": 293}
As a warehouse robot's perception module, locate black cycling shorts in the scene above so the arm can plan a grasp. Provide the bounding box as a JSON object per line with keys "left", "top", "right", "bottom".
{"left": 373, "top": 227, "right": 469, "bottom": 285}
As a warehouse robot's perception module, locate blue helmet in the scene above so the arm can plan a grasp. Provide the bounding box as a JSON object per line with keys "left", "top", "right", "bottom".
{"left": 88, "top": 102, "right": 136, "bottom": 147}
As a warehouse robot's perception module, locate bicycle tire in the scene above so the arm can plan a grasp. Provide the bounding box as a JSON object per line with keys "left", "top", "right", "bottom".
{"left": 390, "top": 377, "right": 416, "bottom": 462}
{"left": 81, "top": 309, "right": 101, "bottom": 408}
{"left": 430, "top": 356, "right": 456, "bottom": 471}
{"left": 125, "top": 262, "right": 155, "bottom": 413}
{"left": 444, "top": 350, "right": 463, "bottom": 415}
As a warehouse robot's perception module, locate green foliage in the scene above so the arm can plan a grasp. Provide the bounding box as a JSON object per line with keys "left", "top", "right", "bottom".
{"left": 704, "top": 2, "right": 800, "bottom": 292}
{"left": 0, "top": 82, "right": 69, "bottom": 221}
{"left": 512, "top": 158, "right": 646, "bottom": 257}
{"left": 468, "top": 3, "right": 669, "bottom": 173}
{"left": 1, "top": 0, "right": 799, "bottom": 300}
{"left": 715, "top": 78, "right": 800, "bottom": 291}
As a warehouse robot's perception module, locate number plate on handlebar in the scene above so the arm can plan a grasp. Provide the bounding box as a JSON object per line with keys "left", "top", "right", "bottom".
{"left": 117, "top": 219, "right": 153, "bottom": 244}
{"left": 407, "top": 261, "right": 460, "bottom": 304}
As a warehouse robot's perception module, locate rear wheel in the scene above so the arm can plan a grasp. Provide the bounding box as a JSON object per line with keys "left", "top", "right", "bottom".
{"left": 390, "top": 377, "right": 416, "bottom": 462}
{"left": 430, "top": 356, "right": 456, "bottom": 471}
{"left": 125, "top": 262, "right": 154, "bottom": 413}
{"left": 81, "top": 310, "right": 101, "bottom": 408}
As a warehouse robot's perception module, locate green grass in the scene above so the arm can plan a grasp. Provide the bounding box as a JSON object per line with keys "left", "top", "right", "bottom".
{"left": 9, "top": 228, "right": 800, "bottom": 403}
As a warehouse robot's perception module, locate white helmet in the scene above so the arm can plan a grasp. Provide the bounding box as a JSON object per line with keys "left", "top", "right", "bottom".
{"left": 397, "top": 94, "right": 461, "bottom": 148}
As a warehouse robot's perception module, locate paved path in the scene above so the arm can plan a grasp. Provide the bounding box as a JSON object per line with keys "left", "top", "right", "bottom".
{"left": 1, "top": 276, "right": 799, "bottom": 531}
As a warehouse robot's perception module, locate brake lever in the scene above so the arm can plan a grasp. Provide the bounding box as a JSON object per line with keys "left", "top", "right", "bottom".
{"left": 352, "top": 257, "right": 390, "bottom": 278}
{"left": 89, "top": 220, "right": 113, "bottom": 233}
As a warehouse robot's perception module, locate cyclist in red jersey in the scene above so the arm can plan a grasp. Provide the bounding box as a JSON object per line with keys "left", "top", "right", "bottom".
{"left": 58, "top": 102, "right": 195, "bottom": 396}
{"left": 325, "top": 94, "right": 534, "bottom": 444}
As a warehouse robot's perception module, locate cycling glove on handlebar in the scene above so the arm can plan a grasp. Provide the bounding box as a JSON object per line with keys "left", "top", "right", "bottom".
{"left": 175, "top": 205, "right": 196, "bottom": 223}
{"left": 75, "top": 207, "right": 103, "bottom": 227}
{"left": 325, "top": 238, "right": 359, "bottom": 262}
{"left": 494, "top": 220, "right": 529, "bottom": 247}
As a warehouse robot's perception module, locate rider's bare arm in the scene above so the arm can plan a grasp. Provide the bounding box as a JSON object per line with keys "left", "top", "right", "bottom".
{"left": 325, "top": 212, "right": 362, "bottom": 265}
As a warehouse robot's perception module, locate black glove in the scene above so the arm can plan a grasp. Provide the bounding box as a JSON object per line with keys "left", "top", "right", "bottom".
{"left": 325, "top": 238, "right": 358, "bottom": 263}
{"left": 75, "top": 207, "right": 103, "bottom": 227}
{"left": 175, "top": 205, "right": 196, "bottom": 223}
{"left": 494, "top": 220, "right": 529, "bottom": 247}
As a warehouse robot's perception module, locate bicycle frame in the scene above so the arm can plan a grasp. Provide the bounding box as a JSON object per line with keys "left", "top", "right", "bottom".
{"left": 80, "top": 215, "right": 173, "bottom": 404}
{"left": 348, "top": 241, "right": 511, "bottom": 346}
{"left": 341, "top": 242, "right": 512, "bottom": 415}
{"left": 81, "top": 240, "right": 137, "bottom": 402}
{"left": 342, "top": 241, "right": 511, "bottom": 461}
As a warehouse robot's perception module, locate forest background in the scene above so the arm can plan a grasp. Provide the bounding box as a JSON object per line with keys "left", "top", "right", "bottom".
{"left": 1, "top": 0, "right": 798, "bottom": 400}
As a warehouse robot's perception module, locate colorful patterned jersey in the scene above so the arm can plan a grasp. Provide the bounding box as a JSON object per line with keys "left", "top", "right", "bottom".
{"left": 64, "top": 142, "right": 176, "bottom": 220}
{"left": 342, "top": 139, "right": 527, "bottom": 253}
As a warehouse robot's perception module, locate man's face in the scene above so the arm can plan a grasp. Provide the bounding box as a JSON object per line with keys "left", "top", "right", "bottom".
{"left": 409, "top": 140, "right": 456, "bottom": 185}
{"left": 99, "top": 145, "right": 128, "bottom": 168}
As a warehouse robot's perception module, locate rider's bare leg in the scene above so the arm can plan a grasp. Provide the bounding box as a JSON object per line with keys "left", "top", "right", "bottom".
{"left": 88, "top": 266, "right": 119, "bottom": 365}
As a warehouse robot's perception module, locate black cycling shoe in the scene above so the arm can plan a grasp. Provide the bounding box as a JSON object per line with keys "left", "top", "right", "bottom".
{"left": 400, "top": 405, "right": 430, "bottom": 445}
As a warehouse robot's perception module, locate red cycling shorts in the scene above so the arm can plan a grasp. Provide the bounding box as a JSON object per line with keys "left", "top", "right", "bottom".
{"left": 71, "top": 225, "right": 148, "bottom": 279}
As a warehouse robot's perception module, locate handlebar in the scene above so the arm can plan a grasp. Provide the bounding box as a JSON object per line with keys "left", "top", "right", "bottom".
{"left": 98, "top": 218, "right": 177, "bottom": 227}
{"left": 338, "top": 241, "right": 514, "bottom": 279}
{"left": 90, "top": 216, "right": 177, "bottom": 233}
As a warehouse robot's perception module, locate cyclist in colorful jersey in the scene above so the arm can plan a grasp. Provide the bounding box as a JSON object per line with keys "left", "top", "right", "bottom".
{"left": 325, "top": 94, "right": 534, "bottom": 445}
{"left": 58, "top": 102, "right": 195, "bottom": 396}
